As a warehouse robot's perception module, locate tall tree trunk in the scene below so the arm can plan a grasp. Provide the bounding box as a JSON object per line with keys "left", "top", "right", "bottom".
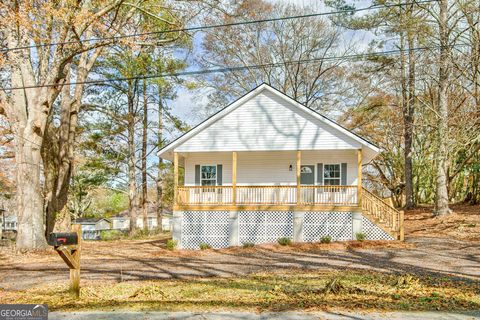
{"left": 141, "top": 80, "right": 148, "bottom": 231}
{"left": 8, "top": 50, "right": 59, "bottom": 250}
{"left": 128, "top": 82, "right": 139, "bottom": 233}
{"left": 435, "top": 0, "right": 452, "bottom": 216}
{"left": 15, "top": 133, "right": 48, "bottom": 250}
{"left": 399, "top": 30, "right": 410, "bottom": 208}
{"left": 5, "top": 17, "right": 58, "bottom": 250}
{"left": 156, "top": 86, "right": 164, "bottom": 233}
{"left": 405, "top": 31, "right": 416, "bottom": 209}
{"left": 43, "top": 49, "right": 101, "bottom": 236}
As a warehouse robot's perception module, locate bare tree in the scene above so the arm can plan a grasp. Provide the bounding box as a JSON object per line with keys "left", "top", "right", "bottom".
{"left": 198, "top": 0, "right": 350, "bottom": 114}
{"left": 0, "top": 0, "right": 130, "bottom": 249}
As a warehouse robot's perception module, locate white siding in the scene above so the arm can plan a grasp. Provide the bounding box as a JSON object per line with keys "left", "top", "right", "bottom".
{"left": 237, "top": 151, "right": 296, "bottom": 185}
{"left": 96, "top": 220, "right": 111, "bottom": 230}
{"left": 81, "top": 224, "right": 96, "bottom": 231}
{"left": 184, "top": 150, "right": 358, "bottom": 186}
{"left": 112, "top": 218, "right": 130, "bottom": 230}
{"left": 176, "top": 90, "right": 362, "bottom": 153}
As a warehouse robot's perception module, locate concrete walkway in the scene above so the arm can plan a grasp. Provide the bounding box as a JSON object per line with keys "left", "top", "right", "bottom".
{"left": 50, "top": 311, "right": 480, "bottom": 320}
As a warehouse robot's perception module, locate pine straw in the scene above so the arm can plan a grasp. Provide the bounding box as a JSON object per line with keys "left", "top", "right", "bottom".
{"left": 220, "top": 240, "right": 413, "bottom": 254}
{"left": 1, "top": 269, "right": 479, "bottom": 312}
{"left": 406, "top": 204, "right": 480, "bottom": 241}
{"left": 1, "top": 239, "right": 414, "bottom": 265}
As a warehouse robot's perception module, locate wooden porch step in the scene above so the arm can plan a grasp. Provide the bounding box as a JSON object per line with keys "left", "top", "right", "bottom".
{"left": 361, "top": 187, "right": 404, "bottom": 240}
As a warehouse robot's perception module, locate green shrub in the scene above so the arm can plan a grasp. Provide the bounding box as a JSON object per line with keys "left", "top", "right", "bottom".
{"left": 355, "top": 232, "right": 366, "bottom": 241}
{"left": 242, "top": 242, "right": 255, "bottom": 248}
{"left": 277, "top": 237, "right": 292, "bottom": 246}
{"left": 166, "top": 239, "right": 177, "bottom": 251}
{"left": 199, "top": 243, "right": 212, "bottom": 250}
{"left": 320, "top": 236, "right": 332, "bottom": 244}
{"left": 100, "top": 229, "right": 124, "bottom": 241}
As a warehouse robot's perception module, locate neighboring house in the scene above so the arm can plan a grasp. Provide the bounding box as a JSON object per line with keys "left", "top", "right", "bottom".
{"left": 0, "top": 213, "right": 17, "bottom": 240}
{"left": 158, "top": 83, "right": 403, "bottom": 249}
{"left": 73, "top": 218, "right": 111, "bottom": 240}
{"left": 110, "top": 214, "right": 130, "bottom": 231}
{"left": 0, "top": 194, "right": 16, "bottom": 237}
{"left": 111, "top": 207, "right": 173, "bottom": 231}
{"left": 1, "top": 213, "right": 17, "bottom": 231}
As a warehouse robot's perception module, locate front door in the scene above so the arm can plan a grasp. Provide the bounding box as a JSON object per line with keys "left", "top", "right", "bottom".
{"left": 300, "top": 165, "right": 315, "bottom": 203}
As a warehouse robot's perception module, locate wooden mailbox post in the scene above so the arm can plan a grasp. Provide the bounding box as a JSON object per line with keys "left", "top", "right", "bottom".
{"left": 50, "top": 224, "right": 82, "bottom": 298}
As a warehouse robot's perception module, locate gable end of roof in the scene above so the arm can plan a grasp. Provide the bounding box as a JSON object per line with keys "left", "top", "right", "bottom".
{"left": 158, "top": 83, "right": 380, "bottom": 157}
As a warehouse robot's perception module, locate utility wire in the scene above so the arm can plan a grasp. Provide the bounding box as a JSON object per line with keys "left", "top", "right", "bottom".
{"left": 0, "top": 44, "right": 457, "bottom": 91}
{"left": 0, "top": 0, "right": 438, "bottom": 53}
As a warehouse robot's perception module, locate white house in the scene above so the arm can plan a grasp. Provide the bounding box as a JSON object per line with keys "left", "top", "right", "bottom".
{"left": 135, "top": 214, "right": 173, "bottom": 231}
{"left": 1, "top": 213, "right": 17, "bottom": 231}
{"left": 110, "top": 208, "right": 173, "bottom": 231}
{"left": 73, "top": 218, "right": 111, "bottom": 240}
{"left": 158, "top": 83, "right": 403, "bottom": 249}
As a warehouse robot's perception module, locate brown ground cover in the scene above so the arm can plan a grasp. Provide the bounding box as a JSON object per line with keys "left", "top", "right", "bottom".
{"left": 405, "top": 204, "right": 480, "bottom": 241}
{"left": 0, "top": 204, "right": 479, "bottom": 312}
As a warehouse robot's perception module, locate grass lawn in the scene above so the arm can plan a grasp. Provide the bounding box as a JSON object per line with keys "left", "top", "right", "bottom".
{"left": 1, "top": 269, "right": 479, "bottom": 312}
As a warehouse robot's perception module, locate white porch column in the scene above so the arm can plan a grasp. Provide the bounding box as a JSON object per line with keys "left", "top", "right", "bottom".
{"left": 172, "top": 210, "right": 183, "bottom": 249}
{"left": 229, "top": 211, "right": 239, "bottom": 246}
{"left": 293, "top": 211, "right": 304, "bottom": 242}
{"left": 352, "top": 211, "right": 362, "bottom": 239}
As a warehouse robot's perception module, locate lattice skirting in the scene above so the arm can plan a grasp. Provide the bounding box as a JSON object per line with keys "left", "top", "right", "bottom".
{"left": 181, "top": 211, "right": 230, "bottom": 249}
{"left": 303, "top": 212, "right": 353, "bottom": 241}
{"left": 177, "top": 210, "right": 393, "bottom": 249}
{"left": 238, "top": 211, "right": 293, "bottom": 245}
{"left": 362, "top": 215, "right": 395, "bottom": 240}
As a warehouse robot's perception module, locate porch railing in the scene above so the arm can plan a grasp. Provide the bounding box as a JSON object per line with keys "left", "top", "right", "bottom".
{"left": 362, "top": 187, "right": 403, "bottom": 239}
{"left": 177, "top": 186, "right": 234, "bottom": 205}
{"left": 237, "top": 186, "right": 297, "bottom": 204}
{"left": 299, "top": 186, "right": 358, "bottom": 205}
{"left": 176, "top": 185, "right": 358, "bottom": 206}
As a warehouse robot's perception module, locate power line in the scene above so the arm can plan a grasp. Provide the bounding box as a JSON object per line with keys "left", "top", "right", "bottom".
{"left": 0, "top": 0, "right": 438, "bottom": 53}
{"left": 0, "top": 45, "right": 453, "bottom": 91}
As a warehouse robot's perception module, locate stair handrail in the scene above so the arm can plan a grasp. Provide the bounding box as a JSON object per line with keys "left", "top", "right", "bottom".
{"left": 362, "top": 187, "right": 404, "bottom": 240}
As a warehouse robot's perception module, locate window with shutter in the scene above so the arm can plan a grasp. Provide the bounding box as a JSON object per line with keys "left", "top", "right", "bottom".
{"left": 324, "top": 164, "right": 341, "bottom": 186}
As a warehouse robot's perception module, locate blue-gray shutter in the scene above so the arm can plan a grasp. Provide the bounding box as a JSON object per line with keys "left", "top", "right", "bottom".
{"left": 317, "top": 163, "right": 323, "bottom": 185}
{"left": 341, "top": 163, "right": 347, "bottom": 185}
{"left": 217, "top": 164, "right": 223, "bottom": 185}
{"left": 195, "top": 165, "right": 200, "bottom": 185}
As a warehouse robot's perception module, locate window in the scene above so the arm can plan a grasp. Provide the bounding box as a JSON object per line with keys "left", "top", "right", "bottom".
{"left": 301, "top": 166, "right": 313, "bottom": 174}
{"left": 201, "top": 165, "right": 217, "bottom": 186}
{"left": 324, "top": 164, "right": 341, "bottom": 185}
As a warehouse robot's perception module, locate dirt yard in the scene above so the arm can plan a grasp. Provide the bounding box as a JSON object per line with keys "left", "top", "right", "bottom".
{"left": 1, "top": 204, "right": 479, "bottom": 294}
{"left": 405, "top": 204, "right": 480, "bottom": 241}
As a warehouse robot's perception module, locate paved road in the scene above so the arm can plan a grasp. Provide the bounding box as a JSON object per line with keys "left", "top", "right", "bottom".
{"left": 50, "top": 311, "right": 480, "bottom": 320}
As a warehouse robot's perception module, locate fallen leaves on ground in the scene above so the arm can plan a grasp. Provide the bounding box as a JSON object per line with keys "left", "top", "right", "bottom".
{"left": 406, "top": 204, "right": 480, "bottom": 241}
{"left": 1, "top": 269, "right": 478, "bottom": 312}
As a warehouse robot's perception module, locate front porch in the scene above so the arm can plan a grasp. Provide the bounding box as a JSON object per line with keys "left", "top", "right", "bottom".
{"left": 173, "top": 150, "right": 364, "bottom": 211}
